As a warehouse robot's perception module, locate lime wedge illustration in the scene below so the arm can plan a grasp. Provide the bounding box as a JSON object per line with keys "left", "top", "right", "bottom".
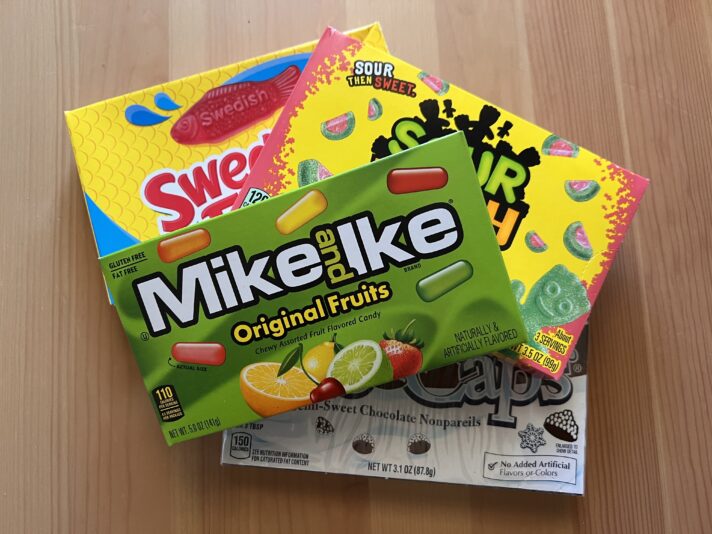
{"left": 327, "top": 340, "right": 392, "bottom": 393}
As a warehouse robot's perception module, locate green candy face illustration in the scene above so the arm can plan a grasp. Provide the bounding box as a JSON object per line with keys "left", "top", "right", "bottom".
{"left": 530, "top": 265, "right": 590, "bottom": 324}
{"left": 512, "top": 265, "right": 591, "bottom": 354}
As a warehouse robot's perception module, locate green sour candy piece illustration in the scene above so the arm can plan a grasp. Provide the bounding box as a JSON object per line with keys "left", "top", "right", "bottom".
{"left": 564, "top": 180, "right": 600, "bottom": 202}
{"left": 512, "top": 265, "right": 591, "bottom": 354}
{"left": 564, "top": 221, "right": 593, "bottom": 260}
{"left": 512, "top": 279, "right": 526, "bottom": 302}
{"left": 297, "top": 159, "right": 332, "bottom": 187}
{"left": 321, "top": 111, "right": 356, "bottom": 140}
{"left": 367, "top": 98, "right": 383, "bottom": 120}
{"left": 524, "top": 231, "right": 548, "bottom": 253}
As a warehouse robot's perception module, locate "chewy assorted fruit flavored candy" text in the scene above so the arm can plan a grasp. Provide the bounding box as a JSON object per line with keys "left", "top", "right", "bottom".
{"left": 101, "top": 134, "right": 526, "bottom": 444}
{"left": 231, "top": 27, "right": 649, "bottom": 379}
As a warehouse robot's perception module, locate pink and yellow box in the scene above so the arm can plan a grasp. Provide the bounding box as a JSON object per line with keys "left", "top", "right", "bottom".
{"left": 230, "top": 28, "right": 649, "bottom": 380}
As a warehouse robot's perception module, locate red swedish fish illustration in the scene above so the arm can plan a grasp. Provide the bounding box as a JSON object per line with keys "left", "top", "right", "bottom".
{"left": 170, "top": 65, "right": 301, "bottom": 145}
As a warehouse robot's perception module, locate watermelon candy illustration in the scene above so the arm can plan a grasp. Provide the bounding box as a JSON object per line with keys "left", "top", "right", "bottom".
{"left": 418, "top": 71, "right": 450, "bottom": 96}
{"left": 542, "top": 134, "right": 580, "bottom": 158}
{"left": 563, "top": 222, "right": 593, "bottom": 260}
{"left": 321, "top": 111, "right": 356, "bottom": 140}
{"left": 565, "top": 180, "right": 600, "bottom": 202}
{"left": 367, "top": 98, "right": 383, "bottom": 121}
{"left": 524, "top": 231, "right": 548, "bottom": 253}
{"left": 297, "top": 159, "right": 332, "bottom": 187}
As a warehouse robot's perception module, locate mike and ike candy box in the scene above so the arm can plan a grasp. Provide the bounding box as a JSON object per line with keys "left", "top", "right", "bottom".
{"left": 64, "top": 23, "right": 387, "bottom": 300}
{"left": 101, "top": 134, "right": 527, "bottom": 445}
{"left": 232, "top": 28, "right": 649, "bottom": 379}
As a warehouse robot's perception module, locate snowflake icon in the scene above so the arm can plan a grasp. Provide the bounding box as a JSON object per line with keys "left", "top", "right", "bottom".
{"left": 518, "top": 423, "right": 546, "bottom": 453}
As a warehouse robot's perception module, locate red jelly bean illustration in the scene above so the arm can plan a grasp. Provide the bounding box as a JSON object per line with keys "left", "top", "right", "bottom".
{"left": 170, "top": 65, "right": 300, "bottom": 145}
{"left": 171, "top": 342, "right": 226, "bottom": 366}
{"left": 387, "top": 167, "right": 448, "bottom": 194}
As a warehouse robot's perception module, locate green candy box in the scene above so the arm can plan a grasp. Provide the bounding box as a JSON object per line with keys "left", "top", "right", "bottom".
{"left": 101, "top": 133, "right": 526, "bottom": 445}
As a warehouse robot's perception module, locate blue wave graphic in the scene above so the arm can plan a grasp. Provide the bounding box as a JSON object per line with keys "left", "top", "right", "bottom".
{"left": 154, "top": 92, "right": 182, "bottom": 111}
{"left": 124, "top": 104, "right": 170, "bottom": 126}
{"left": 222, "top": 53, "right": 310, "bottom": 85}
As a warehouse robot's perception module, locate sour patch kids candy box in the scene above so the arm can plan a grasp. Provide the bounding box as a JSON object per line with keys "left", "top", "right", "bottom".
{"left": 101, "top": 134, "right": 526, "bottom": 444}
{"left": 233, "top": 28, "right": 649, "bottom": 379}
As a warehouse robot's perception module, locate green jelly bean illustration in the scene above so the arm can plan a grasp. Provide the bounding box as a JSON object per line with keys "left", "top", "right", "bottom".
{"left": 416, "top": 260, "right": 474, "bottom": 302}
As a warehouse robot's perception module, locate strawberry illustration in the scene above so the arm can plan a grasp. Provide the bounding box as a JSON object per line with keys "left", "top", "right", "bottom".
{"left": 379, "top": 319, "right": 424, "bottom": 380}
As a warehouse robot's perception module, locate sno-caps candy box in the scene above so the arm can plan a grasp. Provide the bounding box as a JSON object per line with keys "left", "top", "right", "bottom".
{"left": 222, "top": 327, "right": 589, "bottom": 494}
{"left": 101, "top": 134, "right": 526, "bottom": 445}
{"left": 232, "top": 28, "right": 649, "bottom": 379}
{"left": 64, "top": 24, "right": 386, "bottom": 298}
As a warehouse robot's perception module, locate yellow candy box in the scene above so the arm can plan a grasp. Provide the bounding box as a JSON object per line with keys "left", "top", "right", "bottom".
{"left": 64, "top": 23, "right": 387, "bottom": 299}
{"left": 232, "top": 27, "right": 649, "bottom": 379}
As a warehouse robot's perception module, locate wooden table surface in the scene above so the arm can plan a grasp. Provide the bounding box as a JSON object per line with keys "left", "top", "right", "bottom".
{"left": 2, "top": 1, "right": 711, "bottom": 532}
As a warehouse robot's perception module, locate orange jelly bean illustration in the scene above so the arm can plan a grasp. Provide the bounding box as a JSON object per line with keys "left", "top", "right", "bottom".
{"left": 157, "top": 228, "right": 211, "bottom": 263}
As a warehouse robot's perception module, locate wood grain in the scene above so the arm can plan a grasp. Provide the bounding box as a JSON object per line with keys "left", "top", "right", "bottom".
{"left": 1, "top": 1, "right": 710, "bottom": 532}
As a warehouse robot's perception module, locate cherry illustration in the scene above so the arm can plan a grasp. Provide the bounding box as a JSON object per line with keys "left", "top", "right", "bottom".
{"left": 310, "top": 377, "right": 346, "bottom": 404}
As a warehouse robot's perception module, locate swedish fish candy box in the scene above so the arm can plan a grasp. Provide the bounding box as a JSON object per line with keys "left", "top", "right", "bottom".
{"left": 101, "top": 134, "right": 526, "bottom": 445}
{"left": 233, "top": 28, "right": 649, "bottom": 379}
{"left": 64, "top": 24, "right": 386, "bottom": 298}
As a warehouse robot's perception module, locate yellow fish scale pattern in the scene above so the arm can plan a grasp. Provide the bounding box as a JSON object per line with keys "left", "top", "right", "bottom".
{"left": 66, "top": 24, "right": 385, "bottom": 243}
